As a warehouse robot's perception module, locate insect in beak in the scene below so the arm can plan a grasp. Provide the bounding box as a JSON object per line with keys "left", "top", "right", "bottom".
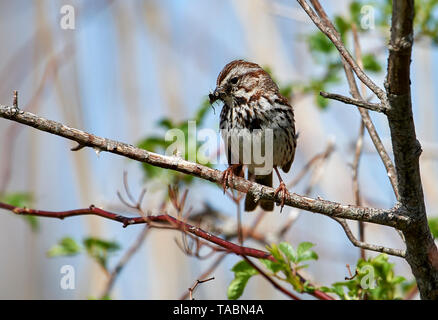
{"left": 209, "top": 87, "right": 223, "bottom": 104}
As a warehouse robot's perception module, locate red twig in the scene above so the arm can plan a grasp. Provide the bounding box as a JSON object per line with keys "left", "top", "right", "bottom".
{"left": 0, "top": 201, "right": 334, "bottom": 300}
{"left": 0, "top": 201, "right": 271, "bottom": 258}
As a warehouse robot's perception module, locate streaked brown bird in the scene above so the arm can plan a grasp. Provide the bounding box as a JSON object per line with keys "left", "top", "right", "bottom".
{"left": 209, "top": 60, "right": 297, "bottom": 211}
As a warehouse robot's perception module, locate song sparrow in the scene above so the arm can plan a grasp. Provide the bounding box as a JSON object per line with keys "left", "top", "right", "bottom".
{"left": 209, "top": 60, "right": 297, "bottom": 211}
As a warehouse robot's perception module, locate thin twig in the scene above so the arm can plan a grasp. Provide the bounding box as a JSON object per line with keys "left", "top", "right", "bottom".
{"left": 345, "top": 264, "right": 358, "bottom": 280}
{"left": 100, "top": 226, "right": 150, "bottom": 298}
{"left": 331, "top": 217, "right": 406, "bottom": 258}
{"left": 12, "top": 91, "right": 18, "bottom": 109}
{"left": 179, "top": 253, "right": 227, "bottom": 300}
{"left": 188, "top": 277, "right": 215, "bottom": 300}
{"left": 351, "top": 23, "right": 367, "bottom": 260}
{"left": 320, "top": 91, "right": 385, "bottom": 113}
{"left": 353, "top": 122, "right": 366, "bottom": 260}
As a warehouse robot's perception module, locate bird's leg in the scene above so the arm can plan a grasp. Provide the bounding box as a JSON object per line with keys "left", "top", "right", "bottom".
{"left": 274, "top": 167, "right": 290, "bottom": 212}
{"left": 221, "top": 164, "right": 243, "bottom": 193}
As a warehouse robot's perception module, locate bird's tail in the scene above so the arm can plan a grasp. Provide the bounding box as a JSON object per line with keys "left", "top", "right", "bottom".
{"left": 245, "top": 172, "right": 274, "bottom": 211}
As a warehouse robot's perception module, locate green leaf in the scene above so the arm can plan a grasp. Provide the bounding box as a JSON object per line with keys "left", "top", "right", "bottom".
{"left": 1, "top": 191, "right": 40, "bottom": 232}
{"left": 296, "top": 264, "right": 310, "bottom": 270}
{"left": 287, "top": 274, "right": 304, "bottom": 292}
{"left": 228, "top": 260, "right": 258, "bottom": 300}
{"left": 349, "top": 1, "right": 362, "bottom": 26}
{"left": 279, "top": 242, "right": 297, "bottom": 263}
{"left": 391, "top": 276, "right": 407, "bottom": 285}
{"left": 135, "top": 97, "right": 215, "bottom": 186}
{"left": 137, "top": 136, "right": 169, "bottom": 152}
{"left": 316, "top": 94, "right": 329, "bottom": 109}
{"left": 280, "top": 84, "right": 293, "bottom": 98}
{"left": 334, "top": 15, "right": 350, "bottom": 37}
{"left": 231, "top": 260, "right": 258, "bottom": 277}
{"left": 323, "top": 254, "right": 409, "bottom": 300}
{"left": 321, "top": 284, "right": 347, "bottom": 300}
{"left": 83, "top": 237, "right": 120, "bottom": 269}
{"left": 83, "top": 238, "right": 120, "bottom": 252}
{"left": 297, "top": 242, "right": 314, "bottom": 254}
{"left": 140, "top": 163, "right": 164, "bottom": 179}
{"left": 297, "top": 242, "right": 318, "bottom": 263}
{"left": 302, "top": 281, "right": 316, "bottom": 293}
{"left": 362, "top": 54, "right": 382, "bottom": 72}
{"left": 47, "top": 237, "right": 82, "bottom": 257}
{"left": 308, "top": 32, "right": 334, "bottom": 53}
{"left": 260, "top": 259, "right": 283, "bottom": 273}
{"left": 401, "top": 279, "right": 417, "bottom": 295}
{"left": 227, "top": 275, "right": 252, "bottom": 300}
{"left": 266, "top": 244, "right": 286, "bottom": 264}
{"left": 157, "top": 118, "right": 174, "bottom": 130}
{"left": 24, "top": 216, "right": 39, "bottom": 232}
{"left": 0, "top": 192, "right": 33, "bottom": 207}
{"left": 428, "top": 217, "right": 438, "bottom": 239}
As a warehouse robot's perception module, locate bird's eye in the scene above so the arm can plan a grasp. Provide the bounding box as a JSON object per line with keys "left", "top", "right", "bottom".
{"left": 230, "top": 77, "right": 238, "bottom": 85}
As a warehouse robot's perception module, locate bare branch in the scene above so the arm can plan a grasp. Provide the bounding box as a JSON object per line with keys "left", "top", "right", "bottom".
{"left": 332, "top": 217, "right": 406, "bottom": 258}
{"left": 320, "top": 91, "right": 386, "bottom": 113}
{"left": 0, "top": 105, "right": 408, "bottom": 228}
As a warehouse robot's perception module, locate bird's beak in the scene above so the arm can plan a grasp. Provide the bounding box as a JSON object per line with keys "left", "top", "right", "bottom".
{"left": 209, "top": 87, "right": 224, "bottom": 104}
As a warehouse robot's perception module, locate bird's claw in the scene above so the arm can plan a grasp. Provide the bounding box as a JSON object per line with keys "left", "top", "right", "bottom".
{"left": 274, "top": 181, "right": 290, "bottom": 212}
{"left": 221, "top": 166, "right": 235, "bottom": 194}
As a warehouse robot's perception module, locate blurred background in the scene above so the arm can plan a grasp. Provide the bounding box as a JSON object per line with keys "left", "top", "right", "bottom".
{"left": 0, "top": 0, "right": 437, "bottom": 299}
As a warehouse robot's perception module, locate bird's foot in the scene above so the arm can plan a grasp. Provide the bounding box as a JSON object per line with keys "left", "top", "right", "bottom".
{"left": 221, "top": 165, "right": 239, "bottom": 194}
{"left": 274, "top": 181, "right": 290, "bottom": 212}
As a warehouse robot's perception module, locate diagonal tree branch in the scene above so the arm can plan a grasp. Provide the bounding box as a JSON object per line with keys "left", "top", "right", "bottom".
{"left": 0, "top": 105, "right": 408, "bottom": 228}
